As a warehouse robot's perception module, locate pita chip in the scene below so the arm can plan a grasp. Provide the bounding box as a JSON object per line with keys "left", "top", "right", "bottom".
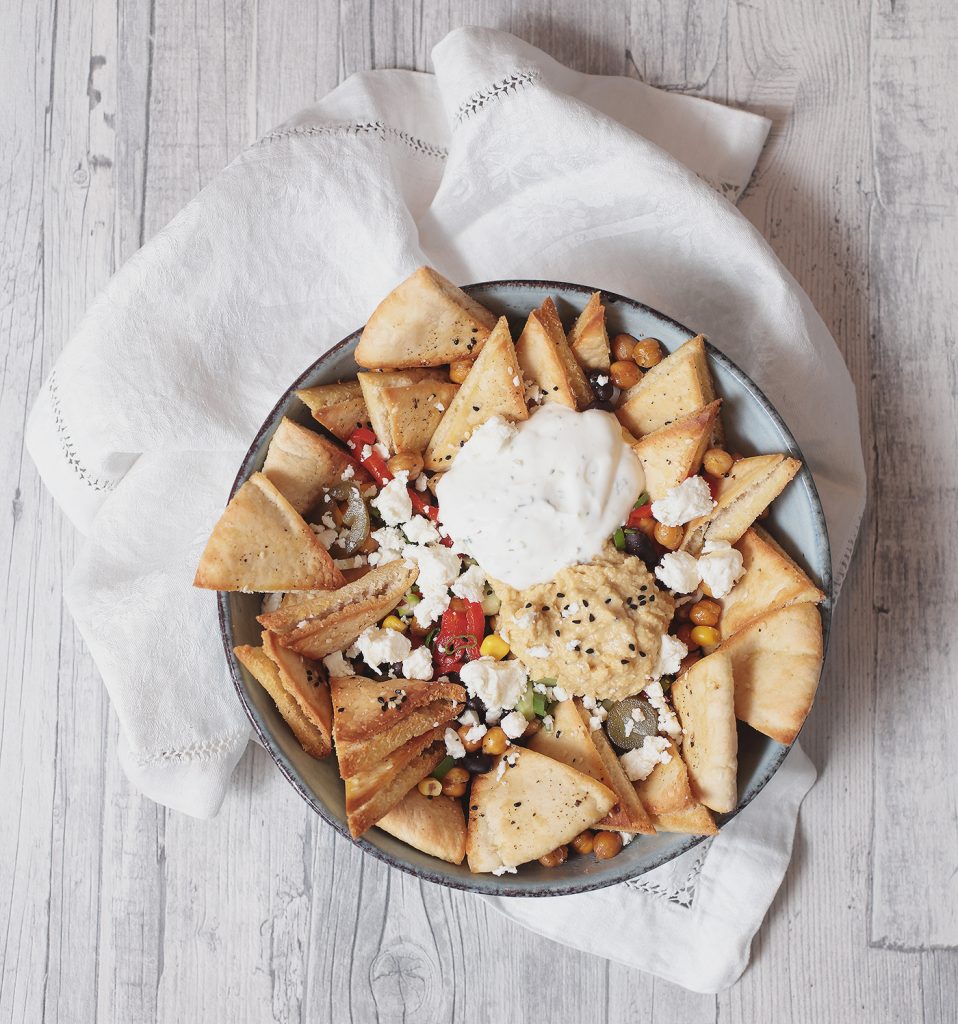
{"left": 356, "top": 266, "right": 497, "bottom": 369}
{"left": 635, "top": 740, "right": 718, "bottom": 835}
{"left": 672, "top": 651, "right": 738, "bottom": 813}
{"left": 424, "top": 317, "right": 528, "bottom": 470}
{"left": 630, "top": 400, "right": 722, "bottom": 500}
{"left": 516, "top": 297, "right": 592, "bottom": 409}
{"left": 377, "top": 789, "right": 467, "bottom": 865}
{"left": 357, "top": 369, "right": 447, "bottom": 449}
{"left": 567, "top": 291, "right": 611, "bottom": 370}
{"left": 262, "top": 417, "right": 355, "bottom": 515}
{"left": 262, "top": 630, "right": 333, "bottom": 747}
{"left": 194, "top": 472, "right": 345, "bottom": 592}
{"left": 466, "top": 747, "right": 616, "bottom": 873}
{"left": 295, "top": 381, "right": 370, "bottom": 442}
{"left": 359, "top": 370, "right": 459, "bottom": 455}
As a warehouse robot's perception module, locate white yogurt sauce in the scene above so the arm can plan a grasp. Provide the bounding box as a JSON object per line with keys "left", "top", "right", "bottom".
{"left": 436, "top": 404, "right": 644, "bottom": 588}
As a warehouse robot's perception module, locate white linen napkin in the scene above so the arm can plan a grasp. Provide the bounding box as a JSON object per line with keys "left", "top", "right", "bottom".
{"left": 26, "top": 27, "right": 865, "bottom": 990}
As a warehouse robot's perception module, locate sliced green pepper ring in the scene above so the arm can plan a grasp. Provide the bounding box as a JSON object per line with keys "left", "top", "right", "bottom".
{"left": 605, "top": 697, "right": 658, "bottom": 750}
{"left": 322, "top": 483, "right": 370, "bottom": 556}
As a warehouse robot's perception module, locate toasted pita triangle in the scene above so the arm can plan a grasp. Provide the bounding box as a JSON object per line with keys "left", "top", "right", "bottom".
{"left": 330, "top": 675, "right": 465, "bottom": 775}
{"left": 681, "top": 454, "right": 801, "bottom": 555}
{"left": 344, "top": 728, "right": 446, "bottom": 837}
{"left": 466, "top": 747, "right": 616, "bottom": 873}
{"left": 261, "top": 418, "right": 355, "bottom": 515}
{"left": 377, "top": 789, "right": 467, "bottom": 864}
{"left": 616, "top": 335, "right": 718, "bottom": 438}
{"left": 356, "top": 266, "right": 497, "bottom": 369}
{"left": 296, "top": 381, "right": 370, "bottom": 442}
{"left": 672, "top": 651, "right": 738, "bottom": 813}
{"left": 516, "top": 298, "right": 592, "bottom": 409}
{"left": 631, "top": 400, "right": 722, "bottom": 500}
{"left": 262, "top": 630, "right": 333, "bottom": 744}
{"left": 234, "top": 644, "right": 331, "bottom": 758}
{"left": 720, "top": 526, "right": 826, "bottom": 638}
{"left": 424, "top": 317, "right": 528, "bottom": 470}
{"left": 357, "top": 369, "right": 448, "bottom": 451}
{"left": 567, "top": 291, "right": 611, "bottom": 370}
{"left": 380, "top": 380, "right": 460, "bottom": 455}
{"left": 194, "top": 473, "right": 344, "bottom": 592}
{"left": 258, "top": 559, "right": 418, "bottom": 659}
{"left": 716, "top": 602, "right": 823, "bottom": 745}
{"left": 634, "top": 740, "right": 717, "bottom": 835}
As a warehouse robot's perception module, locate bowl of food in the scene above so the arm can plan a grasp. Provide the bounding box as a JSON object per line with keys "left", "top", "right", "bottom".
{"left": 196, "top": 269, "right": 831, "bottom": 895}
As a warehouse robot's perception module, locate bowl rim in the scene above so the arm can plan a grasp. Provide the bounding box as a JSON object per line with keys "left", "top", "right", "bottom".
{"left": 218, "top": 278, "right": 833, "bottom": 897}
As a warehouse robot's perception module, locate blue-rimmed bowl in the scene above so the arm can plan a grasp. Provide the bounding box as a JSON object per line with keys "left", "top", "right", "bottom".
{"left": 220, "top": 280, "right": 832, "bottom": 896}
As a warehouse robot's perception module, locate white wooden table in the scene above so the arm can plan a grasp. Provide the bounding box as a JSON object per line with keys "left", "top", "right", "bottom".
{"left": 3, "top": 2, "right": 957, "bottom": 1020}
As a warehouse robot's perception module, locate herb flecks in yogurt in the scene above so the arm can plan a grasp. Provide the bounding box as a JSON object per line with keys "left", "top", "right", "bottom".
{"left": 436, "top": 405, "right": 644, "bottom": 589}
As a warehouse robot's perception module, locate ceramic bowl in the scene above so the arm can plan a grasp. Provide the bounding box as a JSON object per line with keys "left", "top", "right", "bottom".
{"left": 220, "top": 280, "right": 832, "bottom": 896}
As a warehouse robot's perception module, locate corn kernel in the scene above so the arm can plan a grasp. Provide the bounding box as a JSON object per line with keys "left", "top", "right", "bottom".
{"left": 479, "top": 634, "right": 510, "bottom": 660}
{"left": 690, "top": 625, "right": 721, "bottom": 647}
{"left": 382, "top": 614, "right": 406, "bottom": 632}
{"left": 418, "top": 778, "right": 442, "bottom": 797}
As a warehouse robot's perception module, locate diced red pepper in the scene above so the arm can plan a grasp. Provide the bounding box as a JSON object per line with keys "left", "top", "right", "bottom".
{"left": 433, "top": 600, "right": 485, "bottom": 674}
{"left": 705, "top": 474, "right": 721, "bottom": 501}
{"left": 627, "top": 503, "right": 653, "bottom": 527}
{"left": 347, "top": 427, "right": 391, "bottom": 486}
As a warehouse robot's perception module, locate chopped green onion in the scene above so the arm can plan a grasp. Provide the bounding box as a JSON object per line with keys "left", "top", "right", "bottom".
{"left": 613, "top": 527, "right": 626, "bottom": 551}
{"left": 634, "top": 492, "right": 650, "bottom": 508}
{"left": 516, "top": 682, "right": 536, "bottom": 720}
{"left": 533, "top": 677, "right": 557, "bottom": 687}
{"left": 424, "top": 625, "right": 440, "bottom": 648}
{"left": 659, "top": 675, "right": 674, "bottom": 692}
{"left": 532, "top": 692, "right": 547, "bottom": 718}
{"left": 431, "top": 756, "right": 455, "bottom": 779}
{"left": 396, "top": 589, "right": 421, "bottom": 617}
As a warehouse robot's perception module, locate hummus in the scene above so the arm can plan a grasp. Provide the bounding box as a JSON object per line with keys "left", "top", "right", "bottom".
{"left": 492, "top": 546, "right": 675, "bottom": 702}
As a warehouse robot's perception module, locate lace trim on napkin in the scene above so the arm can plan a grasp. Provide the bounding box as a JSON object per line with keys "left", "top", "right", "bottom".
{"left": 453, "top": 69, "right": 541, "bottom": 124}
{"left": 48, "top": 370, "right": 118, "bottom": 493}
{"left": 126, "top": 730, "right": 249, "bottom": 768}
{"left": 256, "top": 120, "right": 448, "bottom": 160}
{"left": 624, "top": 839, "right": 712, "bottom": 909}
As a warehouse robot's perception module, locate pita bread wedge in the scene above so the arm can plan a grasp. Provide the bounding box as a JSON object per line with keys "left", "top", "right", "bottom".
{"left": 424, "top": 317, "right": 528, "bottom": 470}
{"left": 377, "top": 789, "right": 467, "bottom": 864}
{"left": 616, "top": 335, "right": 718, "bottom": 438}
{"left": 720, "top": 527, "right": 826, "bottom": 637}
{"left": 680, "top": 454, "right": 801, "bottom": 555}
{"left": 716, "top": 602, "right": 823, "bottom": 744}
{"left": 356, "top": 266, "right": 497, "bottom": 369}
{"left": 262, "top": 418, "right": 355, "bottom": 515}
{"left": 630, "top": 400, "right": 722, "bottom": 500}
{"left": 194, "top": 472, "right": 345, "bottom": 592}
{"left": 234, "top": 644, "right": 331, "bottom": 758}
{"left": 262, "top": 630, "right": 333, "bottom": 745}
{"left": 357, "top": 369, "right": 448, "bottom": 450}
{"left": 344, "top": 727, "right": 447, "bottom": 837}
{"left": 466, "top": 747, "right": 616, "bottom": 873}
{"left": 330, "top": 674, "right": 465, "bottom": 776}
{"left": 295, "top": 381, "right": 370, "bottom": 442}
{"left": 359, "top": 371, "right": 460, "bottom": 455}
{"left": 516, "top": 297, "right": 592, "bottom": 409}
{"left": 567, "top": 291, "right": 611, "bottom": 370}
{"left": 635, "top": 740, "right": 718, "bottom": 835}
{"left": 672, "top": 651, "right": 738, "bottom": 813}
{"left": 258, "top": 559, "right": 418, "bottom": 659}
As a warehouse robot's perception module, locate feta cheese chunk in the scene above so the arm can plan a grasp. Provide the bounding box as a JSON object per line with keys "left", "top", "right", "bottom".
{"left": 500, "top": 710, "right": 528, "bottom": 740}
{"left": 371, "top": 473, "right": 413, "bottom": 526}
{"left": 352, "top": 625, "right": 412, "bottom": 672}
{"left": 465, "top": 723, "right": 488, "bottom": 744}
{"left": 697, "top": 539, "right": 745, "bottom": 599}
{"left": 444, "top": 727, "right": 466, "bottom": 759}
{"left": 655, "top": 550, "right": 701, "bottom": 594}
{"left": 451, "top": 564, "right": 488, "bottom": 604}
{"left": 459, "top": 657, "right": 528, "bottom": 713}
{"left": 400, "top": 645, "right": 433, "bottom": 680}
{"left": 651, "top": 476, "right": 715, "bottom": 527}
{"left": 367, "top": 525, "right": 406, "bottom": 566}
{"left": 652, "top": 632, "right": 688, "bottom": 680}
{"left": 644, "top": 680, "right": 682, "bottom": 740}
{"left": 322, "top": 650, "right": 351, "bottom": 677}
{"left": 403, "top": 514, "right": 440, "bottom": 545}
{"left": 619, "top": 735, "right": 673, "bottom": 781}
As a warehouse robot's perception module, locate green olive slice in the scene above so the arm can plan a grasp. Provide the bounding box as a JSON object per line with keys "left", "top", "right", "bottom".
{"left": 323, "top": 483, "right": 370, "bottom": 556}
{"left": 605, "top": 697, "right": 658, "bottom": 750}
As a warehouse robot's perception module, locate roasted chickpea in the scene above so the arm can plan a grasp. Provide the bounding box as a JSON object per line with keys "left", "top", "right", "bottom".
{"left": 609, "top": 359, "right": 641, "bottom": 390}
{"left": 653, "top": 522, "right": 684, "bottom": 550}
{"left": 689, "top": 598, "right": 721, "bottom": 627}
{"left": 539, "top": 845, "right": 569, "bottom": 868}
{"left": 675, "top": 622, "right": 699, "bottom": 649}
{"left": 523, "top": 717, "right": 542, "bottom": 738}
{"left": 702, "top": 447, "right": 733, "bottom": 477}
{"left": 612, "top": 332, "right": 639, "bottom": 362}
{"left": 442, "top": 780, "right": 468, "bottom": 798}
{"left": 699, "top": 580, "right": 715, "bottom": 598}
{"left": 444, "top": 766, "right": 470, "bottom": 787}
{"left": 571, "top": 830, "right": 595, "bottom": 856}
{"left": 457, "top": 723, "right": 484, "bottom": 754}
{"left": 418, "top": 777, "right": 442, "bottom": 797}
{"left": 635, "top": 516, "right": 657, "bottom": 538}
{"left": 690, "top": 625, "right": 721, "bottom": 648}
{"left": 449, "top": 358, "right": 474, "bottom": 384}
{"left": 482, "top": 726, "right": 509, "bottom": 756}
{"left": 633, "top": 337, "right": 664, "bottom": 369}
{"left": 593, "top": 831, "right": 623, "bottom": 861}
{"left": 387, "top": 451, "right": 424, "bottom": 478}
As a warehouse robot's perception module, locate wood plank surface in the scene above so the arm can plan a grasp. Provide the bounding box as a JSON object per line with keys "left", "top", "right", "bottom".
{"left": 1, "top": 1, "right": 956, "bottom": 1022}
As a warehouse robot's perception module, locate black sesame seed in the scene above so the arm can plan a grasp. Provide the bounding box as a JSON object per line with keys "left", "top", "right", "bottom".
{"left": 586, "top": 648, "right": 594, "bottom": 655}
{"left": 556, "top": 592, "right": 565, "bottom": 598}
{"left": 582, "top": 600, "right": 589, "bottom": 607}
{"left": 628, "top": 643, "right": 636, "bottom": 652}
{"left": 525, "top": 602, "right": 532, "bottom": 608}
{"left": 621, "top": 659, "right": 629, "bottom": 665}
{"left": 555, "top": 629, "right": 561, "bottom": 636}
{"left": 588, "top": 614, "right": 595, "bottom": 622}
{"left": 640, "top": 585, "right": 648, "bottom": 592}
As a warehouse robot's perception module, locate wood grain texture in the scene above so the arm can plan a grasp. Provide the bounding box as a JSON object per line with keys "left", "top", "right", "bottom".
{"left": 1, "top": 1, "right": 956, "bottom": 1022}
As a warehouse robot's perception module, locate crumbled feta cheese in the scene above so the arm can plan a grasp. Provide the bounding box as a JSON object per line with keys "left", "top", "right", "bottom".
{"left": 374, "top": 442, "right": 390, "bottom": 459}
{"left": 619, "top": 831, "right": 634, "bottom": 846}
{"left": 623, "top": 717, "right": 634, "bottom": 738}
{"left": 367, "top": 525, "right": 406, "bottom": 566}
{"left": 403, "top": 514, "right": 440, "bottom": 545}
{"left": 485, "top": 707, "right": 503, "bottom": 724}
{"left": 551, "top": 685, "right": 570, "bottom": 702}
{"left": 465, "top": 723, "right": 488, "bottom": 744}
{"left": 652, "top": 633, "right": 688, "bottom": 680}
{"left": 620, "top": 735, "right": 673, "bottom": 781}
{"left": 460, "top": 658, "right": 528, "bottom": 713}
{"left": 595, "top": 374, "right": 609, "bottom": 386}
{"left": 451, "top": 564, "right": 487, "bottom": 603}
{"left": 360, "top": 444, "right": 373, "bottom": 461}
{"left": 644, "top": 680, "right": 682, "bottom": 740}
{"left": 560, "top": 601, "right": 580, "bottom": 618}
{"left": 458, "top": 708, "right": 480, "bottom": 727}
{"left": 414, "top": 473, "right": 429, "bottom": 492}
{"left": 651, "top": 476, "right": 715, "bottom": 527}
{"left": 401, "top": 645, "right": 433, "bottom": 680}
{"left": 310, "top": 521, "right": 339, "bottom": 548}
{"left": 444, "top": 727, "right": 466, "bottom": 759}
{"left": 495, "top": 750, "right": 520, "bottom": 781}
{"left": 500, "top": 710, "right": 528, "bottom": 739}
{"left": 353, "top": 625, "right": 412, "bottom": 671}
{"left": 581, "top": 695, "right": 597, "bottom": 710}
{"left": 334, "top": 554, "right": 367, "bottom": 569}
{"left": 341, "top": 463, "right": 355, "bottom": 480}
{"left": 511, "top": 609, "right": 535, "bottom": 629}
{"left": 589, "top": 715, "right": 604, "bottom": 731}
{"left": 261, "top": 592, "right": 284, "bottom": 614}
{"left": 655, "top": 550, "right": 701, "bottom": 594}
{"left": 412, "top": 587, "right": 451, "bottom": 628}
{"left": 492, "top": 864, "right": 517, "bottom": 875}
{"left": 322, "top": 650, "right": 351, "bottom": 676}
{"left": 541, "top": 714, "right": 554, "bottom": 732}
{"left": 697, "top": 539, "right": 745, "bottom": 599}
{"left": 406, "top": 544, "right": 461, "bottom": 592}
{"left": 371, "top": 474, "right": 413, "bottom": 526}
{"left": 526, "top": 645, "right": 550, "bottom": 659}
